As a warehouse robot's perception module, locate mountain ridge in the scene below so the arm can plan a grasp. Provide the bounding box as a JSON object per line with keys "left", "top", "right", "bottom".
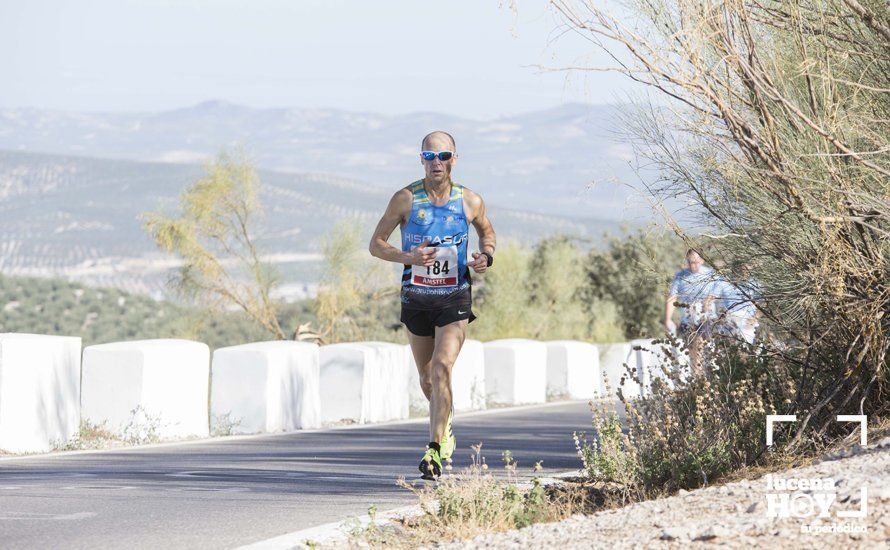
{"left": 0, "top": 101, "right": 642, "bottom": 220}
{"left": 0, "top": 149, "right": 621, "bottom": 299}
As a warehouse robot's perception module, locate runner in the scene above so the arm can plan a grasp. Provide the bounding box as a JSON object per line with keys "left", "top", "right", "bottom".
{"left": 664, "top": 248, "right": 716, "bottom": 375}
{"left": 369, "top": 131, "right": 496, "bottom": 479}
{"left": 710, "top": 263, "right": 762, "bottom": 344}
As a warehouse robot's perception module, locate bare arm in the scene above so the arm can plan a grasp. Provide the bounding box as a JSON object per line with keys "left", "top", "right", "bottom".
{"left": 368, "top": 189, "right": 435, "bottom": 267}
{"left": 463, "top": 188, "right": 496, "bottom": 273}
{"left": 664, "top": 293, "right": 677, "bottom": 332}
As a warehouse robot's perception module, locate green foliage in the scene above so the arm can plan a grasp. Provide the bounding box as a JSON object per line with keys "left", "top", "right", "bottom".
{"left": 1, "top": 228, "right": 676, "bottom": 349}
{"left": 584, "top": 229, "right": 686, "bottom": 339}
{"left": 143, "top": 151, "right": 289, "bottom": 339}
{"left": 527, "top": 236, "right": 590, "bottom": 339}
{"left": 0, "top": 274, "right": 184, "bottom": 345}
{"left": 474, "top": 236, "right": 629, "bottom": 342}
{"left": 577, "top": 338, "right": 798, "bottom": 499}
{"left": 0, "top": 273, "right": 314, "bottom": 349}
{"left": 472, "top": 242, "right": 535, "bottom": 340}
{"left": 561, "top": 0, "right": 890, "bottom": 431}
{"left": 314, "top": 220, "right": 402, "bottom": 344}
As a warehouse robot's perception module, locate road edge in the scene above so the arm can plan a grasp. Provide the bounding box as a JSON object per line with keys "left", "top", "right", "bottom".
{"left": 0, "top": 399, "right": 599, "bottom": 463}
{"left": 235, "top": 469, "right": 584, "bottom": 549}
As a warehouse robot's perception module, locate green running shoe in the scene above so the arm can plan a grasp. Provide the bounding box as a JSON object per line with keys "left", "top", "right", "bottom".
{"left": 419, "top": 446, "right": 442, "bottom": 480}
{"left": 440, "top": 411, "right": 456, "bottom": 466}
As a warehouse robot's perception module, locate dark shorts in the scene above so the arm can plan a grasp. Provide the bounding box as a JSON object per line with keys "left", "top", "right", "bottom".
{"left": 400, "top": 306, "right": 476, "bottom": 337}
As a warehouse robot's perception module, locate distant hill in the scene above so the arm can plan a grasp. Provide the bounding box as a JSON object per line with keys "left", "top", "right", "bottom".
{"left": 0, "top": 150, "right": 617, "bottom": 298}
{"left": 0, "top": 101, "right": 644, "bottom": 219}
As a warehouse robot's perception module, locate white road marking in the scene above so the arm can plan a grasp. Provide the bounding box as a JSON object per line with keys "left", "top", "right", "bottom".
{"left": 0, "top": 512, "right": 97, "bottom": 521}
{"left": 62, "top": 485, "right": 138, "bottom": 491}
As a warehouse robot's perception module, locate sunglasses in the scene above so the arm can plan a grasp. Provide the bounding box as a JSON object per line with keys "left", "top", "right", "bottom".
{"left": 420, "top": 150, "right": 454, "bottom": 162}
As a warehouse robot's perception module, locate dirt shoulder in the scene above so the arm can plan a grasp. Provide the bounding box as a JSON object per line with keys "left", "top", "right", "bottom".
{"left": 442, "top": 439, "right": 890, "bottom": 549}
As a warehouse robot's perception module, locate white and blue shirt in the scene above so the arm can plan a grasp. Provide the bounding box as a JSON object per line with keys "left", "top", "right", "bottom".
{"left": 668, "top": 266, "right": 716, "bottom": 323}
{"left": 709, "top": 278, "right": 760, "bottom": 318}
{"left": 400, "top": 180, "right": 471, "bottom": 310}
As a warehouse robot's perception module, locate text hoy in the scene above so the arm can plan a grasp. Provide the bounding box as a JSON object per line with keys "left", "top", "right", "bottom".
{"left": 764, "top": 475, "right": 867, "bottom": 519}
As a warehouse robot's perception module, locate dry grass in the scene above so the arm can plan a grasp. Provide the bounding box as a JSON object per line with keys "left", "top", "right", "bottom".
{"left": 350, "top": 383, "right": 890, "bottom": 547}
{"left": 55, "top": 419, "right": 123, "bottom": 451}
{"left": 352, "top": 444, "right": 603, "bottom": 547}
{"left": 576, "top": 337, "right": 889, "bottom": 503}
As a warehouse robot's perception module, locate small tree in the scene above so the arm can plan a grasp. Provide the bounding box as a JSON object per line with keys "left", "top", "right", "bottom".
{"left": 315, "top": 219, "right": 397, "bottom": 343}
{"left": 528, "top": 236, "right": 588, "bottom": 339}
{"left": 143, "top": 151, "right": 287, "bottom": 340}
{"left": 585, "top": 229, "right": 686, "bottom": 338}
{"left": 473, "top": 242, "right": 535, "bottom": 340}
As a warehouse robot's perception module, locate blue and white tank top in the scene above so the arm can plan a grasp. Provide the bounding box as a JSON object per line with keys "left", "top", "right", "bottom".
{"left": 400, "top": 180, "right": 472, "bottom": 310}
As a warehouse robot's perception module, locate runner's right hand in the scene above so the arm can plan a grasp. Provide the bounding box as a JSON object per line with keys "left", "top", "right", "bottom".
{"left": 664, "top": 319, "right": 677, "bottom": 334}
{"left": 408, "top": 239, "right": 437, "bottom": 267}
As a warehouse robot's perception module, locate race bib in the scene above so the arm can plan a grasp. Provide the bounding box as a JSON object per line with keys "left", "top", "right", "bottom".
{"left": 412, "top": 245, "right": 459, "bottom": 287}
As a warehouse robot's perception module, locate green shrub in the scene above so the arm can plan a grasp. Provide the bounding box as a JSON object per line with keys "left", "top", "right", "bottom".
{"left": 474, "top": 237, "right": 626, "bottom": 342}
{"left": 576, "top": 337, "right": 798, "bottom": 500}
{"left": 584, "top": 229, "right": 685, "bottom": 339}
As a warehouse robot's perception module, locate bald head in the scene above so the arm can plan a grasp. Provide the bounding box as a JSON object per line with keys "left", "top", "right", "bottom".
{"left": 421, "top": 131, "right": 456, "bottom": 152}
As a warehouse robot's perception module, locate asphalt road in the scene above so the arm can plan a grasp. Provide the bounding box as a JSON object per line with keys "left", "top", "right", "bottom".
{"left": 0, "top": 401, "right": 598, "bottom": 549}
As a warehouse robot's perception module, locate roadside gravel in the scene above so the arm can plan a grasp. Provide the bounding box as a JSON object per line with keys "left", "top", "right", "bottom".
{"left": 439, "top": 438, "right": 890, "bottom": 549}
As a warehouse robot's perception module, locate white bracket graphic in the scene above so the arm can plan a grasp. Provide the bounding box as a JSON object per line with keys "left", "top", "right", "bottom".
{"left": 766, "top": 414, "right": 797, "bottom": 446}
{"left": 837, "top": 486, "right": 868, "bottom": 518}
{"left": 836, "top": 415, "right": 868, "bottom": 446}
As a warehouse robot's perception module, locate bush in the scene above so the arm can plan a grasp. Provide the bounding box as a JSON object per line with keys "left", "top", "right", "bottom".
{"left": 584, "top": 229, "right": 686, "bottom": 339}
{"left": 555, "top": 0, "right": 889, "bottom": 445}
{"left": 355, "top": 444, "right": 579, "bottom": 546}
{"left": 576, "top": 336, "right": 798, "bottom": 500}
{"left": 315, "top": 220, "right": 401, "bottom": 344}
{"left": 474, "top": 238, "right": 625, "bottom": 342}
{"left": 472, "top": 242, "right": 535, "bottom": 340}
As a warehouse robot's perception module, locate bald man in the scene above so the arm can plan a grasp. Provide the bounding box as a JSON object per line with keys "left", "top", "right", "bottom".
{"left": 369, "top": 131, "right": 496, "bottom": 479}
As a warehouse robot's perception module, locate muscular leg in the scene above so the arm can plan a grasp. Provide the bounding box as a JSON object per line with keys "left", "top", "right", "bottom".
{"left": 429, "top": 320, "right": 467, "bottom": 443}
{"left": 407, "top": 332, "right": 435, "bottom": 400}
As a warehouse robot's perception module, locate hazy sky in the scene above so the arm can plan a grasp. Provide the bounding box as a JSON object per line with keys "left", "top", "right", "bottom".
{"left": 1, "top": 0, "right": 637, "bottom": 118}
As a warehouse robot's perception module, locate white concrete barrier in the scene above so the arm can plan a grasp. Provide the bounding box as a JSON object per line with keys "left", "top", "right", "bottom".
{"left": 210, "top": 341, "right": 321, "bottom": 434}
{"left": 405, "top": 344, "right": 428, "bottom": 415}
{"left": 0, "top": 333, "right": 81, "bottom": 453}
{"left": 405, "top": 339, "right": 486, "bottom": 414}
{"left": 362, "top": 341, "right": 411, "bottom": 421}
{"left": 595, "top": 342, "right": 638, "bottom": 399}
{"left": 82, "top": 339, "right": 210, "bottom": 439}
{"left": 483, "top": 339, "right": 547, "bottom": 405}
{"left": 629, "top": 338, "right": 684, "bottom": 396}
{"left": 318, "top": 342, "right": 409, "bottom": 424}
{"left": 453, "top": 339, "right": 486, "bottom": 411}
{"left": 546, "top": 340, "right": 600, "bottom": 400}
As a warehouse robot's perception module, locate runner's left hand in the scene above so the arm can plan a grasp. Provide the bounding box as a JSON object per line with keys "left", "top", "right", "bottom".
{"left": 470, "top": 251, "right": 488, "bottom": 274}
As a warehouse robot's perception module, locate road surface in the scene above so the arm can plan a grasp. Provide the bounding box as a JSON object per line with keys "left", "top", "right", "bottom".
{"left": 0, "top": 401, "right": 598, "bottom": 549}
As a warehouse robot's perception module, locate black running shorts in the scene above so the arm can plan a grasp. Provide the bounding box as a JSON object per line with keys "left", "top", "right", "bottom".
{"left": 400, "top": 306, "right": 476, "bottom": 337}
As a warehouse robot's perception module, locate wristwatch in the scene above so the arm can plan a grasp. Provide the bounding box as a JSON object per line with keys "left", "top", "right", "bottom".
{"left": 481, "top": 251, "right": 494, "bottom": 267}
